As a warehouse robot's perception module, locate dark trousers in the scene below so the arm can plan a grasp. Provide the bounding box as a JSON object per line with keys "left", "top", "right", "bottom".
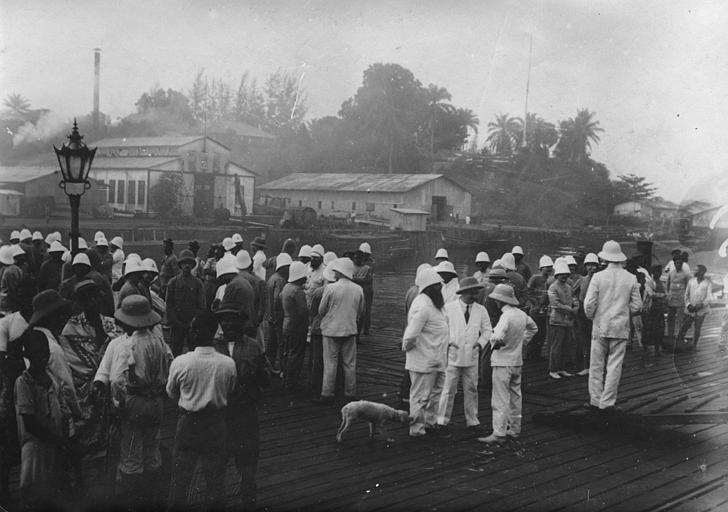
{"left": 168, "top": 409, "right": 227, "bottom": 509}
{"left": 677, "top": 315, "right": 705, "bottom": 346}
{"left": 169, "top": 324, "right": 191, "bottom": 357}
{"left": 643, "top": 308, "right": 665, "bottom": 348}
{"left": 399, "top": 371, "right": 411, "bottom": 404}
{"left": 525, "top": 314, "right": 547, "bottom": 360}
{"left": 575, "top": 310, "right": 592, "bottom": 370}
{"left": 283, "top": 330, "right": 307, "bottom": 391}
{"left": 549, "top": 325, "right": 572, "bottom": 373}
{"left": 309, "top": 333, "right": 323, "bottom": 397}
{"left": 266, "top": 320, "right": 283, "bottom": 369}
{"left": 227, "top": 403, "right": 259, "bottom": 503}
{"left": 361, "top": 290, "right": 373, "bottom": 334}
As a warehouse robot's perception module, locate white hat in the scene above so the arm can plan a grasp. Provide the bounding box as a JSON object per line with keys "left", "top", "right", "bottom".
{"left": 141, "top": 258, "right": 159, "bottom": 275}
{"left": 32, "top": 231, "right": 43, "bottom": 241}
{"left": 553, "top": 260, "right": 571, "bottom": 276}
{"left": 512, "top": 245, "right": 524, "bottom": 255}
{"left": 45, "top": 233, "right": 59, "bottom": 245}
{"left": 96, "top": 237, "right": 109, "bottom": 247}
{"left": 359, "top": 242, "right": 372, "bottom": 254}
{"left": 310, "top": 244, "right": 325, "bottom": 258}
{"left": 110, "top": 236, "right": 124, "bottom": 249}
{"left": 415, "top": 263, "right": 432, "bottom": 282}
{"left": 62, "top": 250, "right": 71, "bottom": 263}
{"left": 72, "top": 253, "right": 91, "bottom": 267}
{"left": 500, "top": 253, "right": 516, "bottom": 271}
{"left": 584, "top": 253, "right": 599, "bottom": 265}
{"left": 216, "top": 254, "right": 238, "bottom": 277}
{"left": 538, "top": 255, "right": 554, "bottom": 268}
{"left": 48, "top": 241, "right": 66, "bottom": 253}
{"left": 435, "top": 248, "right": 449, "bottom": 259}
{"left": 0, "top": 246, "right": 13, "bottom": 265}
{"left": 222, "top": 237, "right": 235, "bottom": 252}
{"left": 125, "top": 253, "right": 141, "bottom": 264}
{"left": 288, "top": 261, "right": 309, "bottom": 282}
{"left": 434, "top": 260, "right": 458, "bottom": 276}
{"left": 276, "top": 253, "right": 293, "bottom": 270}
{"left": 236, "top": 250, "right": 252, "bottom": 270}
{"left": 564, "top": 255, "right": 577, "bottom": 266}
{"left": 323, "top": 265, "right": 337, "bottom": 283}
{"left": 10, "top": 245, "right": 25, "bottom": 259}
{"left": 598, "top": 240, "right": 626, "bottom": 263}
{"left": 232, "top": 233, "right": 243, "bottom": 244}
{"left": 323, "top": 251, "right": 337, "bottom": 266}
{"left": 77, "top": 237, "right": 88, "bottom": 250}
{"left": 298, "top": 244, "right": 312, "bottom": 259}
{"left": 124, "top": 258, "right": 145, "bottom": 276}
{"left": 475, "top": 251, "right": 490, "bottom": 263}
{"left": 488, "top": 283, "right": 519, "bottom": 306}
{"left": 9, "top": 230, "right": 20, "bottom": 241}
{"left": 416, "top": 267, "right": 444, "bottom": 292}
{"left": 491, "top": 259, "right": 503, "bottom": 269}
{"left": 94, "top": 231, "right": 106, "bottom": 242}
{"left": 332, "top": 257, "right": 355, "bottom": 280}
{"left": 19, "top": 229, "right": 31, "bottom": 240}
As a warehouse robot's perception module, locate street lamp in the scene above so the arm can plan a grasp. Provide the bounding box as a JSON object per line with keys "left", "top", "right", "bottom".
{"left": 54, "top": 119, "right": 96, "bottom": 255}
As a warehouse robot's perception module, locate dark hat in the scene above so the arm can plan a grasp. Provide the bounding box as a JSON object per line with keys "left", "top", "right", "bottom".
{"left": 177, "top": 249, "right": 196, "bottom": 266}
{"left": 456, "top": 276, "right": 484, "bottom": 294}
{"left": 188, "top": 240, "right": 200, "bottom": 250}
{"left": 73, "top": 279, "right": 98, "bottom": 294}
{"left": 251, "top": 237, "right": 268, "bottom": 250}
{"left": 214, "top": 298, "right": 249, "bottom": 321}
{"left": 163, "top": 238, "right": 174, "bottom": 246}
{"left": 29, "top": 290, "right": 72, "bottom": 326}
{"left": 114, "top": 295, "right": 161, "bottom": 328}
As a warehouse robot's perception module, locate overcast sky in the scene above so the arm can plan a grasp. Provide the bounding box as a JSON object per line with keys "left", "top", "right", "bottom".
{"left": 2, "top": 0, "right": 727, "bottom": 204}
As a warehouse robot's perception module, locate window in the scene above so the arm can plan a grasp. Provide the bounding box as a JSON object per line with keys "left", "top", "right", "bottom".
{"left": 117, "top": 180, "right": 125, "bottom": 204}
{"left": 351, "top": 202, "right": 356, "bottom": 211}
{"left": 366, "top": 202, "right": 375, "bottom": 212}
{"left": 298, "top": 200, "right": 302, "bottom": 207}
{"left": 128, "top": 180, "right": 136, "bottom": 205}
{"left": 108, "top": 180, "right": 116, "bottom": 203}
{"left": 138, "top": 181, "right": 146, "bottom": 205}
{"left": 317, "top": 201, "right": 322, "bottom": 210}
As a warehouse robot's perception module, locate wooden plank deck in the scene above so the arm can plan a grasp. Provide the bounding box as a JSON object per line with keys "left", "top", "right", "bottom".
{"left": 10, "top": 281, "right": 728, "bottom": 511}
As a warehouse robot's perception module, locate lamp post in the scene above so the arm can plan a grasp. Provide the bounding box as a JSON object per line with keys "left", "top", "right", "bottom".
{"left": 54, "top": 119, "right": 96, "bottom": 255}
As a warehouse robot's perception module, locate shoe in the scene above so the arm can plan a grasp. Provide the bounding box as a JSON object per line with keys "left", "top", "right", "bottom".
{"left": 311, "top": 396, "right": 335, "bottom": 405}
{"left": 434, "top": 424, "right": 452, "bottom": 438}
{"left": 576, "top": 369, "right": 589, "bottom": 376}
{"left": 549, "top": 372, "right": 562, "bottom": 380}
{"left": 477, "top": 434, "right": 506, "bottom": 444}
{"left": 558, "top": 371, "right": 574, "bottom": 377}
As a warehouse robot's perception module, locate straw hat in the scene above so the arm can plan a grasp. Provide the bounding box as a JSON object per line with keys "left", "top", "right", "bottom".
{"left": 416, "top": 267, "right": 444, "bottom": 292}
{"left": 298, "top": 244, "right": 312, "bottom": 259}
{"left": 236, "top": 250, "right": 252, "bottom": 270}
{"left": 435, "top": 248, "right": 449, "bottom": 259}
{"left": 29, "top": 290, "right": 72, "bottom": 326}
{"left": 114, "top": 295, "right": 161, "bottom": 329}
{"left": 141, "top": 258, "right": 159, "bottom": 276}
{"left": 177, "top": 249, "right": 196, "bottom": 266}
{"left": 332, "top": 257, "right": 355, "bottom": 280}
{"left": 222, "top": 237, "right": 235, "bottom": 252}
{"left": 511, "top": 245, "right": 524, "bottom": 255}
{"left": 358, "top": 242, "right": 372, "bottom": 254}
{"left": 48, "top": 241, "right": 66, "bottom": 254}
{"left": 584, "top": 253, "right": 599, "bottom": 265}
{"left": 0, "top": 246, "right": 13, "bottom": 265}
{"left": 434, "top": 260, "right": 458, "bottom": 276}
{"left": 232, "top": 233, "right": 243, "bottom": 244}
{"left": 110, "top": 236, "right": 124, "bottom": 249}
{"left": 475, "top": 252, "right": 490, "bottom": 263}
{"left": 310, "top": 244, "right": 325, "bottom": 258}
{"left": 216, "top": 254, "right": 238, "bottom": 277}
{"left": 598, "top": 240, "right": 626, "bottom": 263}
{"left": 500, "top": 253, "right": 516, "bottom": 271}
{"left": 288, "top": 261, "right": 309, "bottom": 282}
{"left": 538, "top": 255, "right": 554, "bottom": 268}
{"left": 488, "top": 283, "right": 519, "bottom": 306}
{"left": 456, "top": 276, "right": 484, "bottom": 294}
{"left": 72, "top": 253, "right": 91, "bottom": 267}
{"left": 276, "top": 253, "right": 293, "bottom": 270}
{"left": 553, "top": 260, "right": 571, "bottom": 276}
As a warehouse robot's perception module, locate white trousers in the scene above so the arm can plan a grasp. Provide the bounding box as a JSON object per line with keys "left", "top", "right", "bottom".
{"left": 588, "top": 336, "right": 627, "bottom": 409}
{"left": 408, "top": 370, "right": 444, "bottom": 436}
{"left": 437, "top": 365, "right": 480, "bottom": 427}
{"left": 491, "top": 366, "right": 522, "bottom": 437}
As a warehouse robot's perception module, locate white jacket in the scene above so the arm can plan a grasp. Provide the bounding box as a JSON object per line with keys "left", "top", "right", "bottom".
{"left": 442, "top": 279, "right": 459, "bottom": 304}
{"left": 584, "top": 263, "right": 642, "bottom": 339}
{"left": 444, "top": 300, "right": 492, "bottom": 367}
{"left": 403, "top": 294, "right": 448, "bottom": 373}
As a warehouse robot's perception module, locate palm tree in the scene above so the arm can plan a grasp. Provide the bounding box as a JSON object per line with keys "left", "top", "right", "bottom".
{"left": 515, "top": 113, "right": 557, "bottom": 151}
{"left": 455, "top": 108, "right": 479, "bottom": 149}
{"left": 555, "top": 108, "right": 604, "bottom": 166}
{"left": 486, "top": 113, "right": 520, "bottom": 156}
{"left": 2, "top": 93, "right": 31, "bottom": 117}
{"left": 425, "top": 84, "right": 454, "bottom": 164}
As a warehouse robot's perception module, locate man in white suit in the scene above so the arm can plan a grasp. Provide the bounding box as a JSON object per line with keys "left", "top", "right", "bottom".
{"left": 436, "top": 276, "right": 492, "bottom": 432}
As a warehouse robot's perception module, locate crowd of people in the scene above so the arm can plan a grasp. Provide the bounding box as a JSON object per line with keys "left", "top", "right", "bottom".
{"left": 0, "top": 226, "right": 720, "bottom": 510}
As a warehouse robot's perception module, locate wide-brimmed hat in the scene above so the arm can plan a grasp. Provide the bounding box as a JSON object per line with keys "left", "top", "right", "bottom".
{"left": 232, "top": 233, "right": 243, "bottom": 244}
{"left": 488, "top": 283, "right": 519, "bottom": 306}
{"left": 0, "top": 246, "right": 14, "bottom": 265}
{"left": 553, "top": 260, "right": 571, "bottom": 276}
{"left": 538, "top": 255, "right": 554, "bottom": 268}
{"left": 288, "top": 261, "right": 309, "bottom": 282}
{"left": 435, "top": 248, "right": 449, "bottom": 259}
{"left": 48, "top": 241, "right": 67, "bottom": 254}
{"left": 511, "top": 245, "right": 524, "bottom": 255}
{"left": 298, "top": 244, "right": 312, "bottom": 258}
{"left": 236, "top": 250, "right": 252, "bottom": 270}
{"left": 251, "top": 237, "right": 268, "bottom": 250}
{"left": 358, "top": 242, "right": 372, "bottom": 255}
{"left": 72, "top": 253, "right": 91, "bottom": 267}
{"left": 29, "top": 290, "right": 72, "bottom": 326}
{"left": 141, "top": 258, "right": 159, "bottom": 275}
{"left": 434, "top": 260, "right": 458, "bottom": 276}
{"left": 416, "top": 267, "right": 444, "bottom": 292}
{"left": 216, "top": 254, "right": 238, "bottom": 277}
{"left": 475, "top": 252, "right": 490, "bottom": 263}
{"left": 332, "top": 257, "right": 355, "bottom": 280}
{"left": 177, "top": 249, "right": 196, "bottom": 266}
{"left": 115, "top": 295, "right": 161, "bottom": 328}
{"left": 500, "top": 253, "right": 516, "bottom": 271}
{"left": 310, "top": 244, "right": 325, "bottom": 258}
{"left": 487, "top": 268, "right": 507, "bottom": 280}
{"left": 110, "top": 236, "right": 124, "bottom": 249}
{"left": 584, "top": 252, "right": 599, "bottom": 265}
{"left": 456, "top": 276, "right": 484, "bottom": 294}
{"left": 598, "top": 240, "right": 626, "bottom": 263}
{"left": 276, "top": 253, "right": 293, "bottom": 271}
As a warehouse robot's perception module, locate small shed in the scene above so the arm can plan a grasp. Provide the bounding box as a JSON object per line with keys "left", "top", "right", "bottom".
{"left": 390, "top": 208, "right": 430, "bottom": 231}
{"left": 0, "top": 189, "right": 22, "bottom": 216}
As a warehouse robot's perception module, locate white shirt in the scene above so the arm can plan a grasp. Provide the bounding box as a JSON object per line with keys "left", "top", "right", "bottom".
{"left": 166, "top": 346, "right": 237, "bottom": 412}
{"left": 584, "top": 263, "right": 642, "bottom": 339}
{"left": 0, "top": 311, "right": 28, "bottom": 352}
{"left": 489, "top": 305, "right": 538, "bottom": 367}
{"left": 111, "top": 249, "right": 125, "bottom": 283}
{"left": 94, "top": 333, "right": 129, "bottom": 384}
{"left": 684, "top": 278, "right": 713, "bottom": 316}
{"left": 253, "top": 250, "right": 267, "bottom": 281}
{"left": 403, "top": 294, "right": 449, "bottom": 372}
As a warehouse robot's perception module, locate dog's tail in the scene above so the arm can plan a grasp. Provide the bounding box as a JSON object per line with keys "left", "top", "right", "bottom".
{"left": 336, "top": 410, "right": 348, "bottom": 442}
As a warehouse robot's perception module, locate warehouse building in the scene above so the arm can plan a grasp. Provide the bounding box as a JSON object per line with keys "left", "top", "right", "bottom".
{"left": 258, "top": 173, "right": 471, "bottom": 223}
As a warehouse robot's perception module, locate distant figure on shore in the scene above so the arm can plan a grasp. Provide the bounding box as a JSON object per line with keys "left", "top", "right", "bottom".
{"left": 676, "top": 264, "right": 712, "bottom": 349}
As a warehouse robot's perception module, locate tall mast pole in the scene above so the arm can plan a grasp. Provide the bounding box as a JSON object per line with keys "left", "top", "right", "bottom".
{"left": 522, "top": 32, "right": 533, "bottom": 148}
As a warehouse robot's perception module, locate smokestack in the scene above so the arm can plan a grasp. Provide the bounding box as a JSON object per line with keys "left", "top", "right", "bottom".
{"left": 93, "top": 48, "right": 101, "bottom": 130}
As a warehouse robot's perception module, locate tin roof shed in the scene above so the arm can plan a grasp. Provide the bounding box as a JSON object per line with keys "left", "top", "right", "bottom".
{"left": 259, "top": 173, "right": 462, "bottom": 193}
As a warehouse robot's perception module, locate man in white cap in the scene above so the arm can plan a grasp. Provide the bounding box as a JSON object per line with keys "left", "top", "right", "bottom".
{"left": 314, "top": 258, "right": 365, "bottom": 405}
{"left": 524, "top": 256, "right": 554, "bottom": 362}
{"left": 512, "top": 246, "right": 532, "bottom": 283}
{"left": 109, "top": 236, "right": 125, "bottom": 285}
{"left": 572, "top": 253, "right": 600, "bottom": 375}
{"left": 473, "top": 252, "right": 491, "bottom": 284}
{"left": 352, "top": 242, "right": 374, "bottom": 336}
{"left": 584, "top": 240, "right": 642, "bottom": 411}
{"left": 547, "top": 260, "right": 579, "bottom": 380}
{"left": 478, "top": 283, "right": 538, "bottom": 444}
{"left": 434, "top": 261, "right": 459, "bottom": 304}
{"left": 265, "top": 254, "right": 292, "bottom": 373}
{"left": 436, "top": 276, "right": 492, "bottom": 434}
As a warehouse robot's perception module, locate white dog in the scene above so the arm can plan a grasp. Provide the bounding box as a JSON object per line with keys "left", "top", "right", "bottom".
{"left": 336, "top": 400, "right": 410, "bottom": 443}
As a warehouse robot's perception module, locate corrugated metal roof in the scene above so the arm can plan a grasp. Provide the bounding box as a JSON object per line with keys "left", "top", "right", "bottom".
{"left": 0, "top": 189, "right": 24, "bottom": 195}
{"left": 259, "top": 173, "right": 457, "bottom": 193}
{"left": 91, "top": 136, "right": 202, "bottom": 148}
{"left": 390, "top": 208, "right": 430, "bottom": 215}
{"left": 92, "top": 157, "right": 181, "bottom": 169}
{"left": 0, "top": 166, "right": 58, "bottom": 183}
